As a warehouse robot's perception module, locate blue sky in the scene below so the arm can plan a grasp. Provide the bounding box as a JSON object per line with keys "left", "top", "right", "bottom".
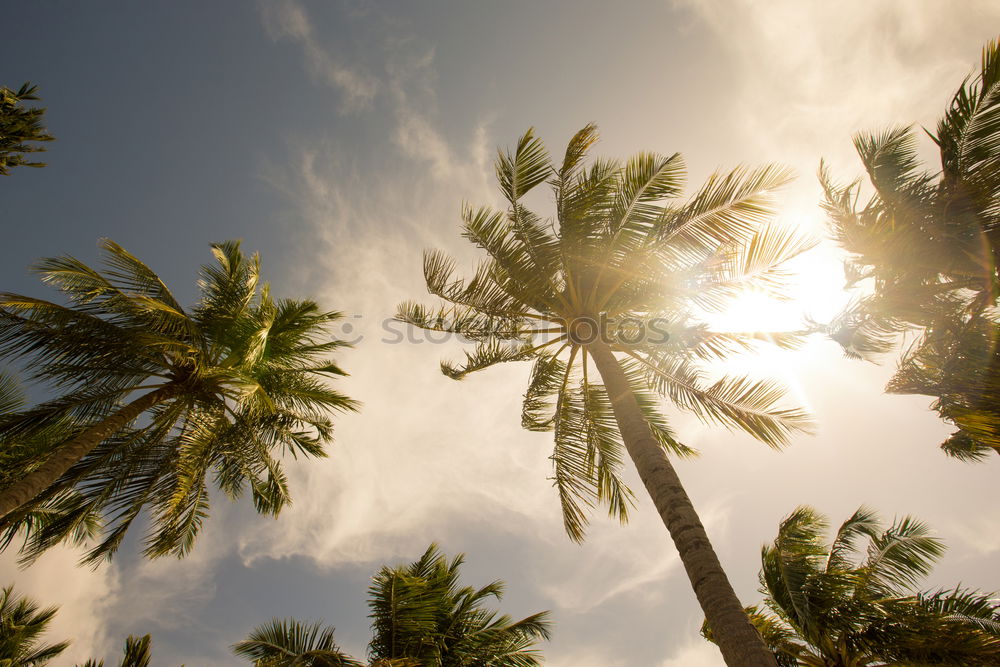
{"left": 3, "top": 1, "right": 1000, "bottom": 665}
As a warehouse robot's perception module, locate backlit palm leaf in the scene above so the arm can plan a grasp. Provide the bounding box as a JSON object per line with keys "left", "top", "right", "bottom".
{"left": 825, "top": 39, "right": 1000, "bottom": 459}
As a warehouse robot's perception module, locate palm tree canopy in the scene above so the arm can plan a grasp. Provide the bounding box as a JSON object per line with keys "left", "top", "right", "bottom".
{"left": 0, "top": 584, "right": 69, "bottom": 666}
{"left": 0, "top": 585, "right": 156, "bottom": 667}
{"left": 76, "top": 634, "right": 153, "bottom": 667}
{"left": 0, "top": 239, "right": 358, "bottom": 563}
{"left": 822, "top": 38, "right": 1000, "bottom": 459}
{"left": 367, "top": 543, "right": 550, "bottom": 666}
{"left": 398, "top": 124, "right": 814, "bottom": 540}
{"left": 232, "top": 619, "right": 364, "bottom": 667}
{"left": 234, "top": 544, "right": 550, "bottom": 667}
{"left": 0, "top": 82, "right": 54, "bottom": 174}
{"left": 704, "top": 506, "right": 1000, "bottom": 665}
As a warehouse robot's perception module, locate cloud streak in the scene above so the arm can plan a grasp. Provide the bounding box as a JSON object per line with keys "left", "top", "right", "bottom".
{"left": 259, "top": 0, "right": 379, "bottom": 111}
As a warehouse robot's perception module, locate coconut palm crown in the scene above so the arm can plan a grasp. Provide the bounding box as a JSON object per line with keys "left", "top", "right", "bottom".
{"left": 0, "top": 239, "right": 358, "bottom": 564}
{"left": 76, "top": 635, "right": 153, "bottom": 667}
{"left": 821, "top": 38, "right": 1000, "bottom": 459}
{"left": 398, "top": 125, "right": 814, "bottom": 665}
{"left": 366, "top": 544, "right": 550, "bottom": 666}
{"left": 233, "top": 544, "right": 550, "bottom": 667}
{"left": 704, "top": 506, "right": 1000, "bottom": 665}
{"left": 233, "top": 619, "right": 363, "bottom": 667}
{"left": 0, "top": 584, "right": 69, "bottom": 666}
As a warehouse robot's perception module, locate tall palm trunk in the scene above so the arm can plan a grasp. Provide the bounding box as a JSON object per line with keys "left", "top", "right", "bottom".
{"left": 0, "top": 384, "right": 182, "bottom": 520}
{"left": 587, "top": 339, "right": 775, "bottom": 667}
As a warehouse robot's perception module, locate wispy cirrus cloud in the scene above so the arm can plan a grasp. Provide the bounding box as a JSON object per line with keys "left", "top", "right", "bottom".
{"left": 245, "top": 0, "right": 536, "bottom": 573}
{"left": 259, "top": 0, "right": 379, "bottom": 112}
{"left": 247, "top": 127, "right": 544, "bottom": 570}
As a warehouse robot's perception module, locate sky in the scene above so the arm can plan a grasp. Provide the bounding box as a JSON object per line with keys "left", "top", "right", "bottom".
{"left": 2, "top": 1, "right": 1000, "bottom": 665}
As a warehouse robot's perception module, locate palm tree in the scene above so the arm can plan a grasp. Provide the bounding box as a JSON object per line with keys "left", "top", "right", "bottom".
{"left": 0, "top": 239, "right": 358, "bottom": 563}
{"left": 367, "top": 544, "right": 550, "bottom": 666}
{"left": 0, "top": 584, "right": 69, "bottom": 666}
{"left": 703, "top": 506, "right": 1000, "bottom": 665}
{"left": 0, "top": 373, "right": 101, "bottom": 559}
{"left": 234, "top": 544, "right": 550, "bottom": 666}
{"left": 232, "top": 620, "right": 363, "bottom": 667}
{"left": 77, "top": 635, "right": 153, "bottom": 667}
{"left": 0, "top": 582, "right": 151, "bottom": 667}
{"left": 0, "top": 82, "right": 54, "bottom": 175}
{"left": 397, "top": 125, "right": 814, "bottom": 665}
{"left": 822, "top": 38, "right": 1000, "bottom": 459}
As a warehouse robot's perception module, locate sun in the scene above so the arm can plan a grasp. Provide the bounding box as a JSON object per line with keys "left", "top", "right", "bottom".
{"left": 694, "top": 240, "right": 850, "bottom": 414}
{"left": 706, "top": 233, "right": 850, "bottom": 336}
{"left": 704, "top": 202, "right": 850, "bottom": 333}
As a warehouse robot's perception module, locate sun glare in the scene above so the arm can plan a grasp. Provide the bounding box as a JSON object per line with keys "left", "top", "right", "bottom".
{"left": 706, "top": 206, "right": 851, "bottom": 336}
{"left": 705, "top": 246, "right": 848, "bottom": 335}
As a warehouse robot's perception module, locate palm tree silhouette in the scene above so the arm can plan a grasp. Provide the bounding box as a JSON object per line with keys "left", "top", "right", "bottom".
{"left": 823, "top": 38, "right": 1000, "bottom": 460}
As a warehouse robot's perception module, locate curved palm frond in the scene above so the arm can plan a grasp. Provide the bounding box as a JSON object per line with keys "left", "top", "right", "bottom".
{"left": 233, "top": 619, "right": 363, "bottom": 667}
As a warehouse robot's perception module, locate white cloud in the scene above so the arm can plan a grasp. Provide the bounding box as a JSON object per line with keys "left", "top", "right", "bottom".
{"left": 259, "top": 0, "right": 379, "bottom": 111}
{"left": 546, "top": 631, "right": 724, "bottom": 667}
{"left": 0, "top": 546, "right": 119, "bottom": 665}
{"left": 539, "top": 499, "right": 732, "bottom": 614}
{"left": 241, "top": 1, "right": 548, "bottom": 572}
{"left": 949, "top": 511, "right": 1000, "bottom": 557}
{"left": 244, "top": 120, "right": 548, "bottom": 569}
{"left": 657, "top": 636, "right": 725, "bottom": 666}
{"left": 385, "top": 43, "right": 494, "bottom": 191}
{"left": 676, "top": 0, "right": 1000, "bottom": 171}
{"left": 101, "top": 512, "right": 231, "bottom": 633}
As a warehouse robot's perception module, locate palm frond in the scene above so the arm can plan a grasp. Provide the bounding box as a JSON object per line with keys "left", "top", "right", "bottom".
{"left": 496, "top": 128, "right": 552, "bottom": 206}
{"left": 233, "top": 618, "right": 362, "bottom": 666}
{"left": 826, "top": 506, "right": 880, "bottom": 573}
{"left": 856, "top": 514, "right": 944, "bottom": 597}
{"left": 635, "top": 351, "right": 813, "bottom": 447}
{"left": 0, "top": 584, "right": 70, "bottom": 666}
{"left": 691, "top": 224, "right": 818, "bottom": 311}
{"left": 441, "top": 338, "right": 564, "bottom": 380}
{"left": 659, "top": 164, "right": 794, "bottom": 263}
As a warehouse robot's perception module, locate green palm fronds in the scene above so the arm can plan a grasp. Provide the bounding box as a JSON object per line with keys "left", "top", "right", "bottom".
{"left": 0, "top": 239, "right": 358, "bottom": 563}
{"left": 0, "top": 585, "right": 69, "bottom": 666}
{"left": 400, "top": 124, "right": 814, "bottom": 540}
{"left": 704, "top": 506, "right": 1000, "bottom": 665}
{"left": 234, "top": 545, "right": 550, "bottom": 667}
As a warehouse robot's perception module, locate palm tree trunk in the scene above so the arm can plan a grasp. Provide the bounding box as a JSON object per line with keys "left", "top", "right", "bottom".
{"left": 587, "top": 339, "right": 775, "bottom": 666}
{"left": 0, "top": 384, "right": 181, "bottom": 520}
